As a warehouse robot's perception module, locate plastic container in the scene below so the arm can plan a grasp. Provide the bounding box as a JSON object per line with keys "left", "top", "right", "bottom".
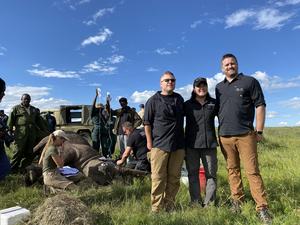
{"left": 0, "top": 206, "right": 30, "bottom": 225}
{"left": 199, "top": 166, "right": 206, "bottom": 193}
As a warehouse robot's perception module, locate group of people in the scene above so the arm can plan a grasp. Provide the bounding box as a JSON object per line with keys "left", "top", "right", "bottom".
{"left": 0, "top": 53, "right": 272, "bottom": 224}
{"left": 143, "top": 53, "right": 272, "bottom": 224}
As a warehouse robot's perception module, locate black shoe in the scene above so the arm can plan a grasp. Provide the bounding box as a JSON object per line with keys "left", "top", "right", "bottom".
{"left": 258, "top": 208, "right": 272, "bottom": 224}
{"left": 230, "top": 200, "right": 242, "bottom": 214}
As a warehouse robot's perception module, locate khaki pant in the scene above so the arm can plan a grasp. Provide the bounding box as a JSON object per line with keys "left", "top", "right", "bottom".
{"left": 43, "top": 169, "right": 83, "bottom": 190}
{"left": 150, "top": 148, "right": 185, "bottom": 212}
{"left": 219, "top": 132, "right": 268, "bottom": 210}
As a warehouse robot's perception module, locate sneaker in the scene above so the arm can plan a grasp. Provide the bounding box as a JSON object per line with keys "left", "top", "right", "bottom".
{"left": 230, "top": 200, "right": 242, "bottom": 214}
{"left": 258, "top": 208, "right": 272, "bottom": 224}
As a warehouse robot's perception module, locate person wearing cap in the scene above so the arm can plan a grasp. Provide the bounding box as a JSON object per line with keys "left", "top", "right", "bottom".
{"left": 91, "top": 89, "right": 116, "bottom": 158}
{"left": 8, "top": 93, "right": 45, "bottom": 173}
{"left": 144, "top": 71, "right": 185, "bottom": 213}
{"left": 184, "top": 77, "right": 218, "bottom": 207}
{"left": 216, "top": 53, "right": 272, "bottom": 224}
{"left": 106, "top": 96, "right": 142, "bottom": 157}
{"left": 38, "top": 130, "right": 83, "bottom": 190}
{"left": 0, "top": 78, "right": 11, "bottom": 181}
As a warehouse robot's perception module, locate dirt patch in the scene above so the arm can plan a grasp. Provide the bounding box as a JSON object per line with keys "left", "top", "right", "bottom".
{"left": 26, "top": 193, "right": 94, "bottom": 225}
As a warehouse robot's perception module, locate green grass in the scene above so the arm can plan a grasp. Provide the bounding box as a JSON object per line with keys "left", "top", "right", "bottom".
{"left": 1, "top": 127, "right": 299, "bottom": 225}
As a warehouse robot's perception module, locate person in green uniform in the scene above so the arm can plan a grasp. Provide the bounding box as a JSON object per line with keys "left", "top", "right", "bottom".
{"left": 91, "top": 89, "right": 116, "bottom": 158}
{"left": 39, "top": 130, "right": 82, "bottom": 190}
{"left": 8, "top": 93, "right": 45, "bottom": 173}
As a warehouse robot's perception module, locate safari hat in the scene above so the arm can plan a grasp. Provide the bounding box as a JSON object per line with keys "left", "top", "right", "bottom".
{"left": 52, "top": 130, "right": 70, "bottom": 141}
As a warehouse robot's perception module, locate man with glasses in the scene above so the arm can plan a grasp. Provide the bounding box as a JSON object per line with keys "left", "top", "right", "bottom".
{"left": 144, "top": 71, "right": 185, "bottom": 213}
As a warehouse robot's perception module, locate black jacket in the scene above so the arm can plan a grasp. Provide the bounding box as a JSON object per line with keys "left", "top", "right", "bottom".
{"left": 184, "top": 96, "right": 218, "bottom": 149}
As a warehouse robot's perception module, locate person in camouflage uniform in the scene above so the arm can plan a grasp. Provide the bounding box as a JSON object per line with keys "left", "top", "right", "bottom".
{"left": 8, "top": 93, "right": 45, "bottom": 173}
{"left": 91, "top": 89, "right": 116, "bottom": 158}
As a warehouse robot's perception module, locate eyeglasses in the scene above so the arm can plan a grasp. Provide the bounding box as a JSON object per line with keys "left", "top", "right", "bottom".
{"left": 162, "top": 79, "right": 176, "bottom": 83}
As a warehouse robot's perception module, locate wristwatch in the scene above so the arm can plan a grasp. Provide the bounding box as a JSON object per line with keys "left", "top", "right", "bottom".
{"left": 256, "top": 130, "right": 263, "bottom": 135}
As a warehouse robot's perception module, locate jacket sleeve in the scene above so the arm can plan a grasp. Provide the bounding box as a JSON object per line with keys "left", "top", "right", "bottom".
{"left": 132, "top": 111, "right": 142, "bottom": 129}
{"left": 7, "top": 107, "right": 16, "bottom": 131}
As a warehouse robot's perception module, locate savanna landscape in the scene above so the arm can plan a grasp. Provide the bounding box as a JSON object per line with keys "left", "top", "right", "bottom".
{"left": 0, "top": 127, "right": 299, "bottom": 225}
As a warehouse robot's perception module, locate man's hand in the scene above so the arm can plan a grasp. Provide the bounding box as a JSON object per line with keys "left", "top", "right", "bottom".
{"left": 147, "top": 142, "right": 153, "bottom": 151}
{"left": 117, "top": 159, "right": 125, "bottom": 166}
{"left": 256, "top": 133, "right": 263, "bottom": 142}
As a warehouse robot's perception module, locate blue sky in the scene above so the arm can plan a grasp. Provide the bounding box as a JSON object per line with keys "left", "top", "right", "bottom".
{"left": 0, "top": 0, "right": 300, "bottom": 127}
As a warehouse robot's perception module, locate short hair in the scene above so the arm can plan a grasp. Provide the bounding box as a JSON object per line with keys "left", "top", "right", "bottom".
{"left": 160, "top": 71, "right": 175, "bottom": 81}
{"left": 221, "top": 53, "right": 238, "bottom": 64}
{"left": 21, "top": 93, "right": 31, "bottom": 99}
{"left": 139, "top": 104, "right": 144, "bottom": 109}
{"left": 122, "top": 121, "right": 133, "bottom": 129}
{"left": 119, "top": 97, "right": 127, "bottom": 103}
{"left": 0, "top": 78, "right": 6, "bottom": 93}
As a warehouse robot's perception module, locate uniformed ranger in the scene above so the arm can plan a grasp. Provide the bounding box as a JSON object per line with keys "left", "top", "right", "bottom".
{"left": 8, "top": 93, "right": 45, "bottom": 173}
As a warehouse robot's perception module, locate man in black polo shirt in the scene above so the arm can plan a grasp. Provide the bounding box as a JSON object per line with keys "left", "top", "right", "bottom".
{"left": 116, "top": 122, "right": 150, "bottom": 172}
{"left": 144, "top": 71, "right": 185, "bottom": 213}
{"left": 216, "top": 53, "right": 272, "bottom": 224}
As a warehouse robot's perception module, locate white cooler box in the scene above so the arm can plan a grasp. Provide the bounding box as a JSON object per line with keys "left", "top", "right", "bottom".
{"left": 0, "top": 206, "right": 30, "bottom": 225}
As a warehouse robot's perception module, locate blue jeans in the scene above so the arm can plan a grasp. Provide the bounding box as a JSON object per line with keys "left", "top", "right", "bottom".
{"left": 185, "top": 148, "right": 218, "bottom": 205}
{"left": 0, "top": 144, "right": 11, "bottom": 181}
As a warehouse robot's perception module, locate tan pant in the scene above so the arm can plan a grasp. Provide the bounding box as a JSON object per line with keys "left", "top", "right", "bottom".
{"left": 219, "top": 132, "right": 268, "bottom": 210}
{"left": 150, "top": 148, "right": 185, "bottom": 212}
{"left": 43, "top": 169, "right": 83, "bottom": 190}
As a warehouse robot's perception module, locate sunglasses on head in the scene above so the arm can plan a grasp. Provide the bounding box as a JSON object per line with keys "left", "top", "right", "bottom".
{"left": 162, "top": 78, "right": 176, "bottom": 83}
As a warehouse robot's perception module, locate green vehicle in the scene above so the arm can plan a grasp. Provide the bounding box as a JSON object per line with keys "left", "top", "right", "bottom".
{"left": 42, "top": 105, "right": 93, "bottom": 143}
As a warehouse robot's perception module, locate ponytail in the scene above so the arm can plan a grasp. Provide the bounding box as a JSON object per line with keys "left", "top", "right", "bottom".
{"left": 38, "top": 134, "right": 55, "bottom": 165}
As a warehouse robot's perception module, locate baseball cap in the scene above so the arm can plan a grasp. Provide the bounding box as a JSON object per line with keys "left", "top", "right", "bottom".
{"left": 193, "top": 77, "right": 207, "bottom": 87}
{"left": 52, "top": 130, "right": 70, "bottom": 141}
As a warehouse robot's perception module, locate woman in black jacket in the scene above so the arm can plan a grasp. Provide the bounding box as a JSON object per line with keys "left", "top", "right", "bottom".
{"left": 184, "top": 77, "right": 218, "bottom": 207}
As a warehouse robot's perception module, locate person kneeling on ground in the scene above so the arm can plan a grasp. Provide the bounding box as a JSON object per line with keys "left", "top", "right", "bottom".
{"left": 38, "top": 130, "right": 83, "bottom": 190}
{"left": 117, "top": 122, "right": 150, "bottom": 172}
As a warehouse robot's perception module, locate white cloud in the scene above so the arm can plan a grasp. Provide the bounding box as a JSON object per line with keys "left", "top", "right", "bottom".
{"left": 252, "top": 71, "right": 300, "bottom": 90}
{"left": 146, "top": 67, "right": 159, "bottom": 72}
{"left": 78, "top": 0, "right": 90, "bottom": 5}
{"left": 281, "top": 97, "right": 300, "bottom": 109}
{"left": 225, "top": 8, "right": 293, "bottom": 30}
{"left": 278, "top": 121, "right": 288, "bottom": 126}
{"left": 190, "top": 20, "right": 202, "bottom": 29}
{"left": 293, "top": 24, "right": 300, "bottom": 30}
{"left": 81, "top": 28, "right": 113, "bottom": 47}
{"left": 273, "top": 0, "right": 300, "bottom": 6}
{"left": 27, "top": 65, "right": 80, "bottom": 78}
{"left": 130, "top": 90, "right": 156, "bottom": 104}
{"left": 155, "top": 48, "right": 178, "bottom": 55}
{"left": 81, "top": 61, "right": 117, "bottom": 74}
{"left": 296, "top": 121, "right": 300, "bottom": 126}
{"left": 84, "top": 8, "right": 114, "bottom": 26}
{"left": 88, "top": 83, "right": 101, "bottom": 87}
{"left": 225, "top": 9, "right": 255, "bottom": 28}
{"left": 267, "top": 111, "right": 279, "bottom": 118}
{"left": 0, "top": 46, "right": 7, "bottom": 56}
{"left": 2, "top": 85, "right": 70, "bottom": 114}
{"left": 255, "top": 8, "right": 293, "bottom": 30}
{"left": 108, "top": 55, "right": 124, "bottom": 64}
{"left": 81, "top": 54, "right": 124, "bottom": 74}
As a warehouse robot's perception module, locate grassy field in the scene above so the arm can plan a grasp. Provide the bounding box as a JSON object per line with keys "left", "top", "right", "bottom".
{"left": 0, "top": 127, "right": 299, "bottom": 225}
